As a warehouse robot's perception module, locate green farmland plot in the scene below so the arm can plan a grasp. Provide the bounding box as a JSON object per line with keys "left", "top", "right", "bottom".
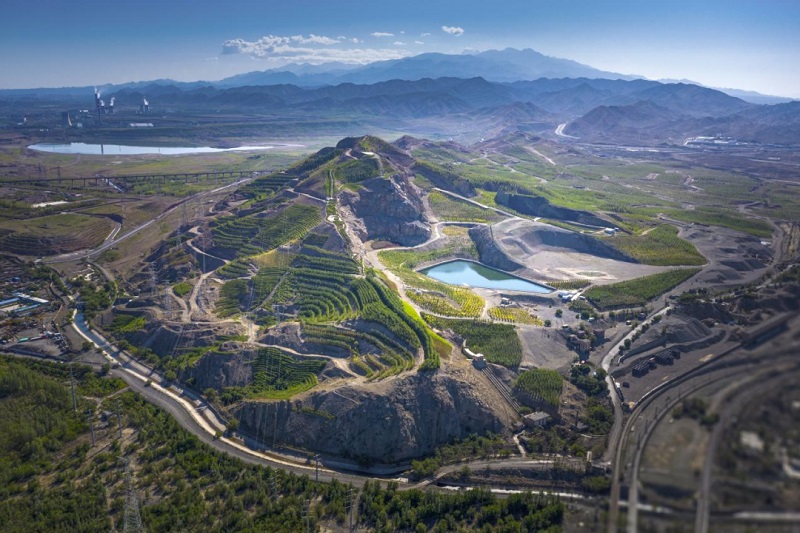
{"left": 513, "top": 369, "right": 564, "bottom": 409}
{"left": 249, "top": 347, "right": 326, "bottom": 399}
{"left": 211, "top": 204, "right": 322, "bottom": 258}
{"left": 584, "top": 268, "right": 700, "bottom": 309}
{"left": 608, "top": 225, "right": 706, "bottom": 266}
{"left": 423, "top": 315, "right": 522, "bottom": 368}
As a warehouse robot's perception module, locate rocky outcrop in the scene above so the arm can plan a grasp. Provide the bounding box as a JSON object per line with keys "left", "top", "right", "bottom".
{"left": 412, "top": 160, "right": 476, "bottom": 197}
{"left": 234, "top": 370, "right": 510, "bottom": 464}
{"left": 340, "top": 176, "right": 430, "bottom": 246}
{"left": 185, "top": 346, "right": 256, "bottom": 390}
{"left": 468, "top": 225, "right": 524, "bottom": 272}
{"left": 496, "top": 191, "right": 609, "bottom": 228}
{"left": 494, "top": 219, "right": 637, "bottom": 263}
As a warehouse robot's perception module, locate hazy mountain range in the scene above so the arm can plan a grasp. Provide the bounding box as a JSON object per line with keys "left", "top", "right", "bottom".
{"left": 217, "top": 48, "right": 637, "bottom": 87}
{"left": 1, "top": 48, "right": 793, "bottom": 105}
{"left": 3, "top": 48, "right": 798, "bottom": 146}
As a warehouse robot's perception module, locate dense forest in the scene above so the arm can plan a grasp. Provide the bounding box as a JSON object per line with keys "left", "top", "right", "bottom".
{"left": 0, "top": 355, "right": 566, "bottom": 531}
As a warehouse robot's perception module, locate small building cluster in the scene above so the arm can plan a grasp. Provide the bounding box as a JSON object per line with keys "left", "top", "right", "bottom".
{"left": 0, "top": 292, "right": 50, "bottom": 317}
{"left": 566, "top": 326, "right": 605, "bottom": 354}
{"left": 631, "top": 348, "right": 681, "bottom": 377}
{"left": 522, "top": 411, "right": 551, "bottom": 429}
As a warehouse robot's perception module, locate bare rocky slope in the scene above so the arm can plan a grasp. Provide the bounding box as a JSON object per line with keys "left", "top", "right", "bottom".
{"left": 340, "top": 176, "right": 431, "bottom": 246}
{"left": 492, "top": 218, "right": 636, "bottom": 263}
{"left": 234, "top": 367, "right": 515, "bottom": 464}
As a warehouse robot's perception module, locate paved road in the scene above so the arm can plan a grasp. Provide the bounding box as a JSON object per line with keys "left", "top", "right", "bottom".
{"left": 43, "top": 178, "right": 251, "bottom": 265}
{"left": 555, "top": 123, "right": 578, "bottom": 139}
{"left": 607, "top": 318, "right": 799, "bottom": 533}
{"left": 601, "top": 306, "right": 673, "bottom": 467}
{"left": 69, "top": 309, "right": 382, "bottom": 485}
{"left": 694, "top": 358, "right": 800, "bottom": 533}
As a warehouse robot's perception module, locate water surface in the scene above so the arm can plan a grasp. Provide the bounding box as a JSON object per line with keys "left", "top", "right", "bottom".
{"left": 29, "top": 142, "right": 277, "bottom": 155}
{"left": 421, "top": 260, "right": 550, "bottom": 293}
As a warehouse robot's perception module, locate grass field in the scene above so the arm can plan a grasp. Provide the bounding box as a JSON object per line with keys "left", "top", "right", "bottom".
{"left": 487, "top": 307, "right": 543, "bottom": 325}
{"left": 423, "top": 315, "right": 522, "bottom": 368}
{"left": 513, "top": 369, "right": 563, "bottom": 409}
{"left": 411, "top": 140, "right": 797, "bottom": 244}
{"left": 428, "top": 191, "right": 504, "bottom": 223}
{"left": 0, "top": 213, "right": 113, "bottom": 255}
{"left": 584, "top": 268, "right": 701, "bottom": 309}
{"left": 608, "top": 225, "right": 706, "bottom": 266}
{"left": 378, "top": 247, "right": 485, "bottom": 318}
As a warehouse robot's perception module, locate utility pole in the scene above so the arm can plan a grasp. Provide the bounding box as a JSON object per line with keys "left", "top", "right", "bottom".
{"left": 86, "top": 409, "right": 96, "bottom": 447}
{"left": 69, "top": 364, "right": 77, "bottom": 413}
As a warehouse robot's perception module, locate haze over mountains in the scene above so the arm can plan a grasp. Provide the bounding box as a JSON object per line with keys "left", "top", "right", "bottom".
{"left": 217, "top": 48, "right": 637, "bottom": 87}
{"left": 3, "top": 48, "right": 793, "bottom": 104}
{"left": 3, "top": 48, "right": 798, "bottom": 146}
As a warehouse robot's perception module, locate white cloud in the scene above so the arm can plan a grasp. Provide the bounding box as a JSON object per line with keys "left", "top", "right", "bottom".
{"left": 414, "top": 41, "right": 424, "bottom": 45}
{"left": 394, "top": 41, "right": 406, "bottom": 46}
{"left": 370, "top": 32, "right": 394, "bottom": 38}
{"left": 222, "top": 34, "right": 343, "bottom": 56}
{"left": 221, "top": 35, "right": 408, "bottom": 65}
{"left": 420, "top": 32, "right": 431, "bottom": 37}
{"left": 399, "top": 31, "right": 406, "bottom": 35}
{"left": 294, "top": 34, "right": 340, "bottom": 45}
{"left": 441, "top": 25, "right": 465, "bottom": 36}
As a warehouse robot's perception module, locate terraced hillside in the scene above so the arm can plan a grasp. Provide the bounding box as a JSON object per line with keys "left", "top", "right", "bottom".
{"left": 0, "top": 213, "right": 114, "bottom": 255}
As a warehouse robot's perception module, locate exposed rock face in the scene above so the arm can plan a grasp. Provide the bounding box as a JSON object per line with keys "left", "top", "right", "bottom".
{"left": 411, "top": 161, "right": 476, "bottom": 197}
{"left": 493, "top": 218, "right": 637, "bottom": 263}
{"left": 340, "top": 176, "right": 430, "bottom": 246}
{"left": 496, "top": 191, "right": 609, "bottom": 228}
{"left": 184, "top": 345, "right": 255, "bottom": 391}
{"left": 118, "top": 320, "right": 239, "bottom": 359}
{"left": 469, "top": 225, "right": 524, "bottom": 272}
{"left": 234, "top": 370, "right": 510, "bottom": 463}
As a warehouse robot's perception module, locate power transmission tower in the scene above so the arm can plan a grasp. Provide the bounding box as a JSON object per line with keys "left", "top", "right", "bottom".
{"left": 314, "top": 454, "right": 321, "bottom": 488}
{"left": 123, "top": 459, "right": 145, "bottom": 533}
{"left": 115, "top": 398, "right": 123, "bottom": 439}
{"left": 69, "top": 364, "right": 77, "bottom": 413}
{"left": 272, "top": 304, "right": 281, "bottom": 448}
{"left": 200, "top": 232, "right": 206, "bottom": 274}
{"left": 268, "top": 475, "right": 278, "bottom": 500}
{"left": 345, "top": 488, "right": 356, "bottom": 531}
{"left": 148, "top": 265, "right": 157, "bottom": 300}
{"left": 162, "top": 287, "right": 172, "bottom": 321}
{"left": 86, "top": 409, "right": 95, "bottom": 447}
{"left": 303, "top": 498, "right": 311, "bottom": 533}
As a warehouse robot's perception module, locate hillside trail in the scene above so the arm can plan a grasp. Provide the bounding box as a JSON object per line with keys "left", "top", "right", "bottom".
{"left": 524, "top": 145, "right": 557, "bottom": 167}
{"left": 252, "top": 341, "right": 362, "bottom": 381}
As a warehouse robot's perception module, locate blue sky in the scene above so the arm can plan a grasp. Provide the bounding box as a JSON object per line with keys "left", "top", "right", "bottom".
{"left": 2, "top": 0, "right": 798, "bottom": 97}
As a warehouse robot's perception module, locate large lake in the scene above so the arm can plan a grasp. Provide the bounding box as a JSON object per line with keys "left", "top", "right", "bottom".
{"left": 421, "top": 260, "right": 551, "bottom": 293}
{"left": 28, "top": 142, "right": 279, "bottom": 155}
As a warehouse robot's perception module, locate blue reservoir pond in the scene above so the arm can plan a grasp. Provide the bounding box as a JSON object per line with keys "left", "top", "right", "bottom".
{"left": 420, "top": 260, "right": 551, "bottom": 293}
{"left": 28, "top": 142, "right": 280, "bottom": 155}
